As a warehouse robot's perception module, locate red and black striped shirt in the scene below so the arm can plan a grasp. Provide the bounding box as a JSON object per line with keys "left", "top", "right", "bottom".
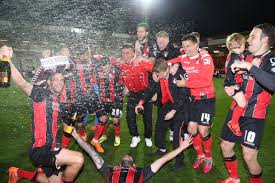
{"left": 75, "top": 57, "right": 95, "bottom": 94}
{"left": 30, "top": 86, "right": 62, "bottom": 149}
{"left": 99, "top": 163, "right": 154, "bottom": 183}
{"left": 95, "top": 64, "right": 123, "bottom": 106}
{"left": 230, "top": 51, "right": 275, "bottom": 119}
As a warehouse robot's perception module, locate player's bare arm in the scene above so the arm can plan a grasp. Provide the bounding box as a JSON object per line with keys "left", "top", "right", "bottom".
{"left": 0, "top": 46, "right": 33, "bottom": 96}
{"left": 71, "top": 129, "right": 104, "bottom": 169}
{"left": 150, "top": 136, "right": 192, "bottom": 173}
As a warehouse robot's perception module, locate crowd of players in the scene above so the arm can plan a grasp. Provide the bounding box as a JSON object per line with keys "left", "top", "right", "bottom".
{"left": 2, "top": 22, "right": 275, "bottom": 183}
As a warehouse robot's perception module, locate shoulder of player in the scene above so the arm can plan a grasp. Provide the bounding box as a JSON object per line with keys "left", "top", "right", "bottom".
{"left": 179, "top": 68, "right": 188, "bottom": 77}
{"left": 200, "top": 53, "right": 213, "bottom": 63}
{"left": 31, "top": 85, "right": 49, "bottom": 102}
{"left": 266, "top": 51, "right": 275, "bottom": 60}
{"left": 200, "top": 52, "right": 212, "bottom": 58}
{"left": 167, "top": 43, "right": 178, "bottom": 51}
{"left": 179, "top": 54, "right": 188, "bottom": 59}
{"left": 263, "top": 52, "right": 275, "bottom": 67}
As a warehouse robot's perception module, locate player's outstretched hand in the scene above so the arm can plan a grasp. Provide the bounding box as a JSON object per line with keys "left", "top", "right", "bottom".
{"left": 179, "top": 135, "right": 193, "bottom": 150}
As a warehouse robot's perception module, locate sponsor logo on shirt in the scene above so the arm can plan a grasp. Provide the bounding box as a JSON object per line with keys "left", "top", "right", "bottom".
{"left": 270, "top": 58, "right": 275, "bottom": 72}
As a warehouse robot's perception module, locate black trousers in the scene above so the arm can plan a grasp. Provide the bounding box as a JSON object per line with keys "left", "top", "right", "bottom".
{"left": 126, "top": 91, "right": 153, "bottom": 138}
{"left": 155, "top": 103, "right": 189, "bottom": 160}
{"left": 173, "top": 112, "right": 188, "bottom": 162}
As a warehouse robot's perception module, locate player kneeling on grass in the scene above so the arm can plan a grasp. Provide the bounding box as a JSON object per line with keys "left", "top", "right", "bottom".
{"left": 2, "top": 46, "right": 84, "bottom": 183}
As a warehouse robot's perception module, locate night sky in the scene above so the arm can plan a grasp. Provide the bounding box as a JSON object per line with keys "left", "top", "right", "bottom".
{"left": 152, "top": 0, "right": 275, "bottom": 37}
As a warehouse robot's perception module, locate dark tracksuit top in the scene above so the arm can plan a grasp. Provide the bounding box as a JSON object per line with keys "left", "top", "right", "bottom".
{"left": 141, "top": 67, "right": 190, "bottom": 151}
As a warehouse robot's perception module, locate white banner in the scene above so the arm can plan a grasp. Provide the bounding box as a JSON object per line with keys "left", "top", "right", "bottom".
{"left": 40, "top": 56, "right": 69, "bottom": 69}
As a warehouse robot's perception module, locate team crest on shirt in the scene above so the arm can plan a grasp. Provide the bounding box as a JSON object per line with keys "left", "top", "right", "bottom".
{"left": 203, "top": 57, "right": 211, "bottom": 65}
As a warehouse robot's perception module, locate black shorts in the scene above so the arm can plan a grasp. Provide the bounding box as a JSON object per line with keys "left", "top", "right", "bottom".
{"left": 102, "top": 102, "right": 122, "bottom": 118}
{"left": 189, "top": 98, "right": 215, "bottom": 126}
{"left": 29, "top": 146, "right": 64, "bottom": 177}
{"left": 220, "top": 110, "right": 265, "bottom": 150}
{"left": 231, "top": 84, "right": 245, "bottom": 95}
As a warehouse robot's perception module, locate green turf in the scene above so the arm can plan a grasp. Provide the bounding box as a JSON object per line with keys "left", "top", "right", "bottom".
{"left": 1, "top": 78, "right": 275, "bottom": 183}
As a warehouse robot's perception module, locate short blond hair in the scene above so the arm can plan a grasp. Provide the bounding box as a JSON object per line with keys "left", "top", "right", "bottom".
{"left": 152, "top": 59, "right": 168, "bottom": 73}
{"left": 156, "top": 31, "right": 169, "bottom": 38}
{"left": 226, "top": 33, "right": 246, "bottom": 51}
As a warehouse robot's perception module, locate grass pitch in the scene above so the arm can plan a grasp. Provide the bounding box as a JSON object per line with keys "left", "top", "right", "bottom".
{"left": 1, "top": 78, "right": 275, "bottom": 183}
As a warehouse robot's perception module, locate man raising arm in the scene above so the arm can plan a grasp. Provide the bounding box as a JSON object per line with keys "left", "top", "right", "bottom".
{"left": 68, "top": 126, "right": 192, "bottom": 183}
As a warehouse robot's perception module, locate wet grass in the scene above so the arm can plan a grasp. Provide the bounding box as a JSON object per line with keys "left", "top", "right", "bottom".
{"left": 1, "top": 78, "right": 275, "bottom": 183}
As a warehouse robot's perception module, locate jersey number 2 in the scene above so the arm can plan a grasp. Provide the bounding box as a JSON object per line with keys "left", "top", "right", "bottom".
{"left": 112, "top": 109, "right": 121, "bottom": 116}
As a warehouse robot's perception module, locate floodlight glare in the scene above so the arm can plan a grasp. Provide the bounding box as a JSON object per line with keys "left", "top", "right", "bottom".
{"left": 141, "top": 0, "right": 152, "bottom": 6}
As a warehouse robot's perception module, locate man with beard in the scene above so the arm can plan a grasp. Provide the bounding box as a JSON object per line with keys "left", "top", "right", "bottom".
{"left": 65, "top": 125, "right": 192, "bottom": 183}
{"left": 220, "top": 23, "right": 275, "bottom": 183}
{"left": 3, "top": 46, "right": 84, "bottom": 183}
{"left": 135, "top": 23, "right": 151, "bottom": 58}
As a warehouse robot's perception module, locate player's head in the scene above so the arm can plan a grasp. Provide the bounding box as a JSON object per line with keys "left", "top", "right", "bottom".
{"left": 190, "top": 32, "right": 200, "bottom": 43}
{"left": 156, "top": 31, "right": 169, "bottom": 51}
{"left": 226, "top": 33, "right": 246, "bottom": 54}
{"left": 181, "top": 34, "right": 199, "bottom": 57}
{"left": 99, "top": 56, "right": 112, "bottom": 70}
{"left": 55, "top": 46, "right": 71, "bottom": 59}
{"left": 248, "top": 23, "right": 275, "bottom": 55}
{"left": 137, "top": 23, "right": 150, "bottom": 43}
{"left": 121, "top": 43, "right": 135, "bottom": 64}
{"left": 46, "top": 69, "right": 65, "bottom": 95}
{"left": 152, "top": 59, "right": 169, "bottom": 79}
{"left": 121, "top": 155, "right": 134, "bottom": 168}
{"left": 41, "top": 49, "right": 53, "bottom": 59}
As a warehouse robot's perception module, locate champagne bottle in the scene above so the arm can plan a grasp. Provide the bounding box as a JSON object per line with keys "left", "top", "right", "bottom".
{"left": 0, "top": 56, "right": 11, "bottom": 87}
